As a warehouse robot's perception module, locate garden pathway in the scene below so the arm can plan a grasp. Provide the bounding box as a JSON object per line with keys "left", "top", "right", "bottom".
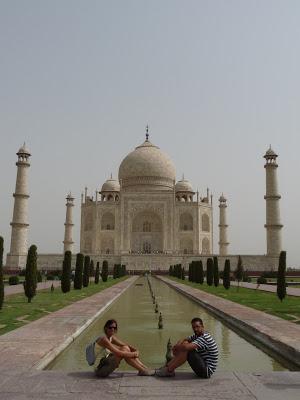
{"left": 4, "top": 280, "right": 61, "bottom": 296}
{"left": 229, "top": 281, "right": 300, "bottom": 296}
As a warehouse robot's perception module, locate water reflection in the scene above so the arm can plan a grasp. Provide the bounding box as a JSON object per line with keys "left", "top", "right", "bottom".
{"left": 49, "top": 276, "right": 287, "bottom": 372}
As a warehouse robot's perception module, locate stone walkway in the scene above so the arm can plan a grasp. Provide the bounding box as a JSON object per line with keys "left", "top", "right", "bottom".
{"left": 229, "top": 281, "right": 300, "bottom": 296}
{"left": 0, "top": 369, "right": 299, "bottom": 400}
{"left": 0, "top": 276, "right": 138, "bottom": 371}
{"left": 0, "top": 275, "right": 299, "bottom": 399}
{"left": 4, "top": 280, "right": 61, "bottom": 296}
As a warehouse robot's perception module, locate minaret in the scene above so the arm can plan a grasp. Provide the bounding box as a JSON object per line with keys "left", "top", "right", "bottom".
{"left": 63, "top": 193, "right": 75, "bottom": 253}
{"left": 264, "top": 147, "right": 283, "bottom": 256}
{"left": 218, "top": 194, "right": 229, "bottom": 256}
{"left": 6, "top": 144, "right": 31, "bottom": 269}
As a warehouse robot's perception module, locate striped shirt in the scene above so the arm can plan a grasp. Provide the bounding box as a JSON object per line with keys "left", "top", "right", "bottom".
{"left": 188, "top": 332, "right": 218, "bottom": 376}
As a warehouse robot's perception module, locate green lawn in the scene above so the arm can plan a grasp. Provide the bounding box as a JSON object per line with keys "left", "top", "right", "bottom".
{"left": 0, "top": 277, "right": 127, "bottom": 335}
{"left": 168, "top": 277, "right": 300, "bottom": 324}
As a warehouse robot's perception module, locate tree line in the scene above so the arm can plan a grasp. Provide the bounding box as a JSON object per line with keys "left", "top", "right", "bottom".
{"left": 168, "top": 252, "right": 287, "bottom": 302}
{"left": 0, "top": 236, "right": 127, "bottom": 308}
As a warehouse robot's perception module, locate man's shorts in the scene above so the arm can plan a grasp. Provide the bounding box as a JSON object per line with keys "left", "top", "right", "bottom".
{"left": 95, "top": 354, "right": 119, "bottom": 377}
{"left": 187, "top": 350, "right": 210, "bottom": 379}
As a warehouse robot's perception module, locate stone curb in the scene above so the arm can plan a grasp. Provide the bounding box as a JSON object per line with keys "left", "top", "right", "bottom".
{"left": 0, "top": 276, "right": 138, "bottom": 374}
{"left": 157, "top": 277, "right": 300, "bottom": 370}
{"left": 35, "top": 276, "right": 138, "bottom": 370}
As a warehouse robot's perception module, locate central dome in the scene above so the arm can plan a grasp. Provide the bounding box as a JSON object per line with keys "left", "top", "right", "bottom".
{"left": 118, "top": 138, "right": 176, "bottom": 190}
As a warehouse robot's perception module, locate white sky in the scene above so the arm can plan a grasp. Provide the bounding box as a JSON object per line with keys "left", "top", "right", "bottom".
{"left": 0, "top": 1, "right": 299, "bottom": 267}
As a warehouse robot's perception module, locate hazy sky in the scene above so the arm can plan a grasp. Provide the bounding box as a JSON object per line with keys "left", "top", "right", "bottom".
{"left": 1, "top": 0, "right": 299, "bottom": 267}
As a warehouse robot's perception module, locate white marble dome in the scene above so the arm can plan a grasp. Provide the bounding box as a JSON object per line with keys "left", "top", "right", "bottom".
{"left": 175, "top": 178, "right": 194, "bottom": 193}
{"left": 118, "top": 138, "right": 176, "bottom": 190}
{"left": 101, "top": 177, "right": 120, "bottom": 192}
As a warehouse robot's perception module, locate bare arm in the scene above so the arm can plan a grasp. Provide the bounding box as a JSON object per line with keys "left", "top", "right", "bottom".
{"left": 173, "top": 341, "right": 198, "bottom": 352}
{"left": 111, "top": 336, "right": 137, "bottom": 352}
{"left": 97, "top": 337, "right": 137, "bottom": 358}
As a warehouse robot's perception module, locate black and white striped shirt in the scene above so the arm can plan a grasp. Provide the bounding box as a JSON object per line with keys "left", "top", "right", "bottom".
{"left": 188, "top": 332, "right": 218, "bottom": 376}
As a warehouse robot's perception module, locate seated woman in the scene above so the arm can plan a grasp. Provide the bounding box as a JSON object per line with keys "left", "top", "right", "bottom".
{"left": 94, "top": 319, "right": 153, "bottom": 377}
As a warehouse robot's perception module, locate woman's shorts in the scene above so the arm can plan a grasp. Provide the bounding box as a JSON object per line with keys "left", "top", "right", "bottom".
{"left": 187, "top": 350, "right": 210, "bottom": 379}
{"left": 95, "top": 354, "right": 119, "bottom": 378}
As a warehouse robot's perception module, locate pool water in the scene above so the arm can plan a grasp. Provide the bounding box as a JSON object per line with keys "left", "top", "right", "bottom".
{"left": 49, "top": 276, "right": 287, "bottom": 372}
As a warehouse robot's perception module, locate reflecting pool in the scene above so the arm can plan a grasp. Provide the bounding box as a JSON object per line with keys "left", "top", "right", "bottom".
{"left": 49, "top": 276, "right": 287, "bottom": 372}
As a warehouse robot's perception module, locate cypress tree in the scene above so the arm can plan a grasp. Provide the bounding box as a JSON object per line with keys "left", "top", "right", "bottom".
{"left": 89, "top": 259, "right": 95, "bottom": 277}
{"left": 223, "top": 259, "right": 231, "bottom": 290}
{"left": 61, "top": 251, "right": 72, "bottom": 293}
{"left": 191, "top": 261, "right": 196, "bottom": 282}
{"left": 101, "top": 260, "right": 108, "bottom": 282}
{"left": 24, "top": 245, "right": 38, "bottom": 303}
{"left": 194, "top": 261, "right": 200, "bottom": 283}
{"left": 235, "top": 255, "right": 244, "bottom": 291}
{"left": 277, "top": 251, "right": 287, "bottom": 302}
{"left": 83, "top": 255, "right": 90, "bottom": 287}
{"left": 169, "top": 266, "right": 172, "bottom": 276}
{"left": 181, "top": 267, "right": 185, "bottom": 280}
{"left": 213, "top": 256, "right": 219, "bottom": 287}
{"left": 188, "top": 263, "right": 191, "bottom": 281}
{"left": 199, "top": 260, "right": 204, "bottom": 284}
{"left": 95, "top": 262, "right": 100, "bottom": 284}
{"left": 0, "top": 236, "right": 4, "bottom": 310}
{"left": 206, "top": 258, "right": 214, "bottom": 286}
{"left": 74, "top": 253, "right": 84, "bottom": 289}
{"left": 178, "top": 264, "right": 182, "bottom": 279}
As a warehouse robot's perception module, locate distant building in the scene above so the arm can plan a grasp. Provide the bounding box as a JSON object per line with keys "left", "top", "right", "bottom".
{"left": 6, "top": 135, "right": 283, "bottom": 272}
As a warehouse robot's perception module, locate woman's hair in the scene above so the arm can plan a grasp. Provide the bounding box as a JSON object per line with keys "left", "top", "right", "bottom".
{"left": 103, "top": 319, "right": 118, "bottom": 331}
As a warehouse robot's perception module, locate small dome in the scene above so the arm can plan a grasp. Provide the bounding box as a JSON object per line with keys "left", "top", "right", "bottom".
{"left": 17, "top": 143, "right": 31, "bottom": 156}
{"left": 66, "top": 192, "right": 74, "bottom": 201}
{"left": 118, "top": 137, "right": 176, "bottom": 190}
{"left": 101, "top": 177, "right": 120, "bottom": 192}
{"left": 264, "top": 146, "right": 277, "bottom": 158}
{"left": 219, "top": 193, "right": 227, "bottom": 202}
{"left": 175, "top": 178, "right": 194, "bottom": 193}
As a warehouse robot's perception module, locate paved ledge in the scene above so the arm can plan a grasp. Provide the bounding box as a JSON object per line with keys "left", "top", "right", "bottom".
{"left": 0, "top": 370, "right": 299, "bottom": 400}
{"left": 158, "top": 277, "right": 300, "bottom": 369}
{"left": 230, "top": 281, "right": 300, "bottom": 297}
{"left": 4, "top": 280, "right": 61, "bottom": 296}
{"left": 0, "top": 276, "right": 137, "bottom": 373}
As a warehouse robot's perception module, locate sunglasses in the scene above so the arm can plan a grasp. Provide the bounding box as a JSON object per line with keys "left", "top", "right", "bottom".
{"left": 107, "top": 325, "right": 117, "bottom": 330}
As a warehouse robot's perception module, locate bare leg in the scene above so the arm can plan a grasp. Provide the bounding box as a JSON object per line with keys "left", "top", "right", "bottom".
{"left": 166, "top": 350, "right": 188, "bottom": 372}
{"left": 124, "top": 357, "right": 148, "bottom": 372}
{"left": 119, "top": 345, "right": 148, "bottom": 372}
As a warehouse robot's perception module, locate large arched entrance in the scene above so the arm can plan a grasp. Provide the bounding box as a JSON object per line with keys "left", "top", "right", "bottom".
{"left": 131, "top": 211, "right": 163, "bottom": 253}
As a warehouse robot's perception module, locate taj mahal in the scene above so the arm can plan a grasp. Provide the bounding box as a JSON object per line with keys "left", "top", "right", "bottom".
{"left": 5, "top": 131, "right": 283, "bottom": 272}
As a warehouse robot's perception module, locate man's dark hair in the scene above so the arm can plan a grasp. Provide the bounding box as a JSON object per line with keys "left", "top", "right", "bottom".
{"left": 191, "top": 317, "right": 203, "bottom": 325}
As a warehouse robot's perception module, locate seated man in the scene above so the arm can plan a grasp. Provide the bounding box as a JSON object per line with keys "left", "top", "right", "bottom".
{"left": 155, "top": 317, "right": 218, "bottom": 378}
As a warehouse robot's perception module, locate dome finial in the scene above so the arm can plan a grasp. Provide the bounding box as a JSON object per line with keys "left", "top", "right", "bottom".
{"left": 145, "top": 125, "right": 149, "bottom": 141}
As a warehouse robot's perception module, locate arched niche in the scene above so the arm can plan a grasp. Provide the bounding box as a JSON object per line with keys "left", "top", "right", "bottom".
{"left": 202, "top": 214, "right": 210, "bottom": 232}
{"left": 180, "top": 237, "right": 193, "bottom": 254}
{"left": 131, "top": 211, "right": 163, "bottom": 253}
{"left": 180, "top": 212, "right": 193, "bottom": 231}
{"left": 202, "top": 237, "right": 210, "bottom": 254}
{"left": 101, "top": 236, "right": 114, "bottom": 254}
{"left": 101, "top": 212, "right": 115, "bottom": 230}
{"left": 84, "top": 212, "right": 93, "bottom": 231}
